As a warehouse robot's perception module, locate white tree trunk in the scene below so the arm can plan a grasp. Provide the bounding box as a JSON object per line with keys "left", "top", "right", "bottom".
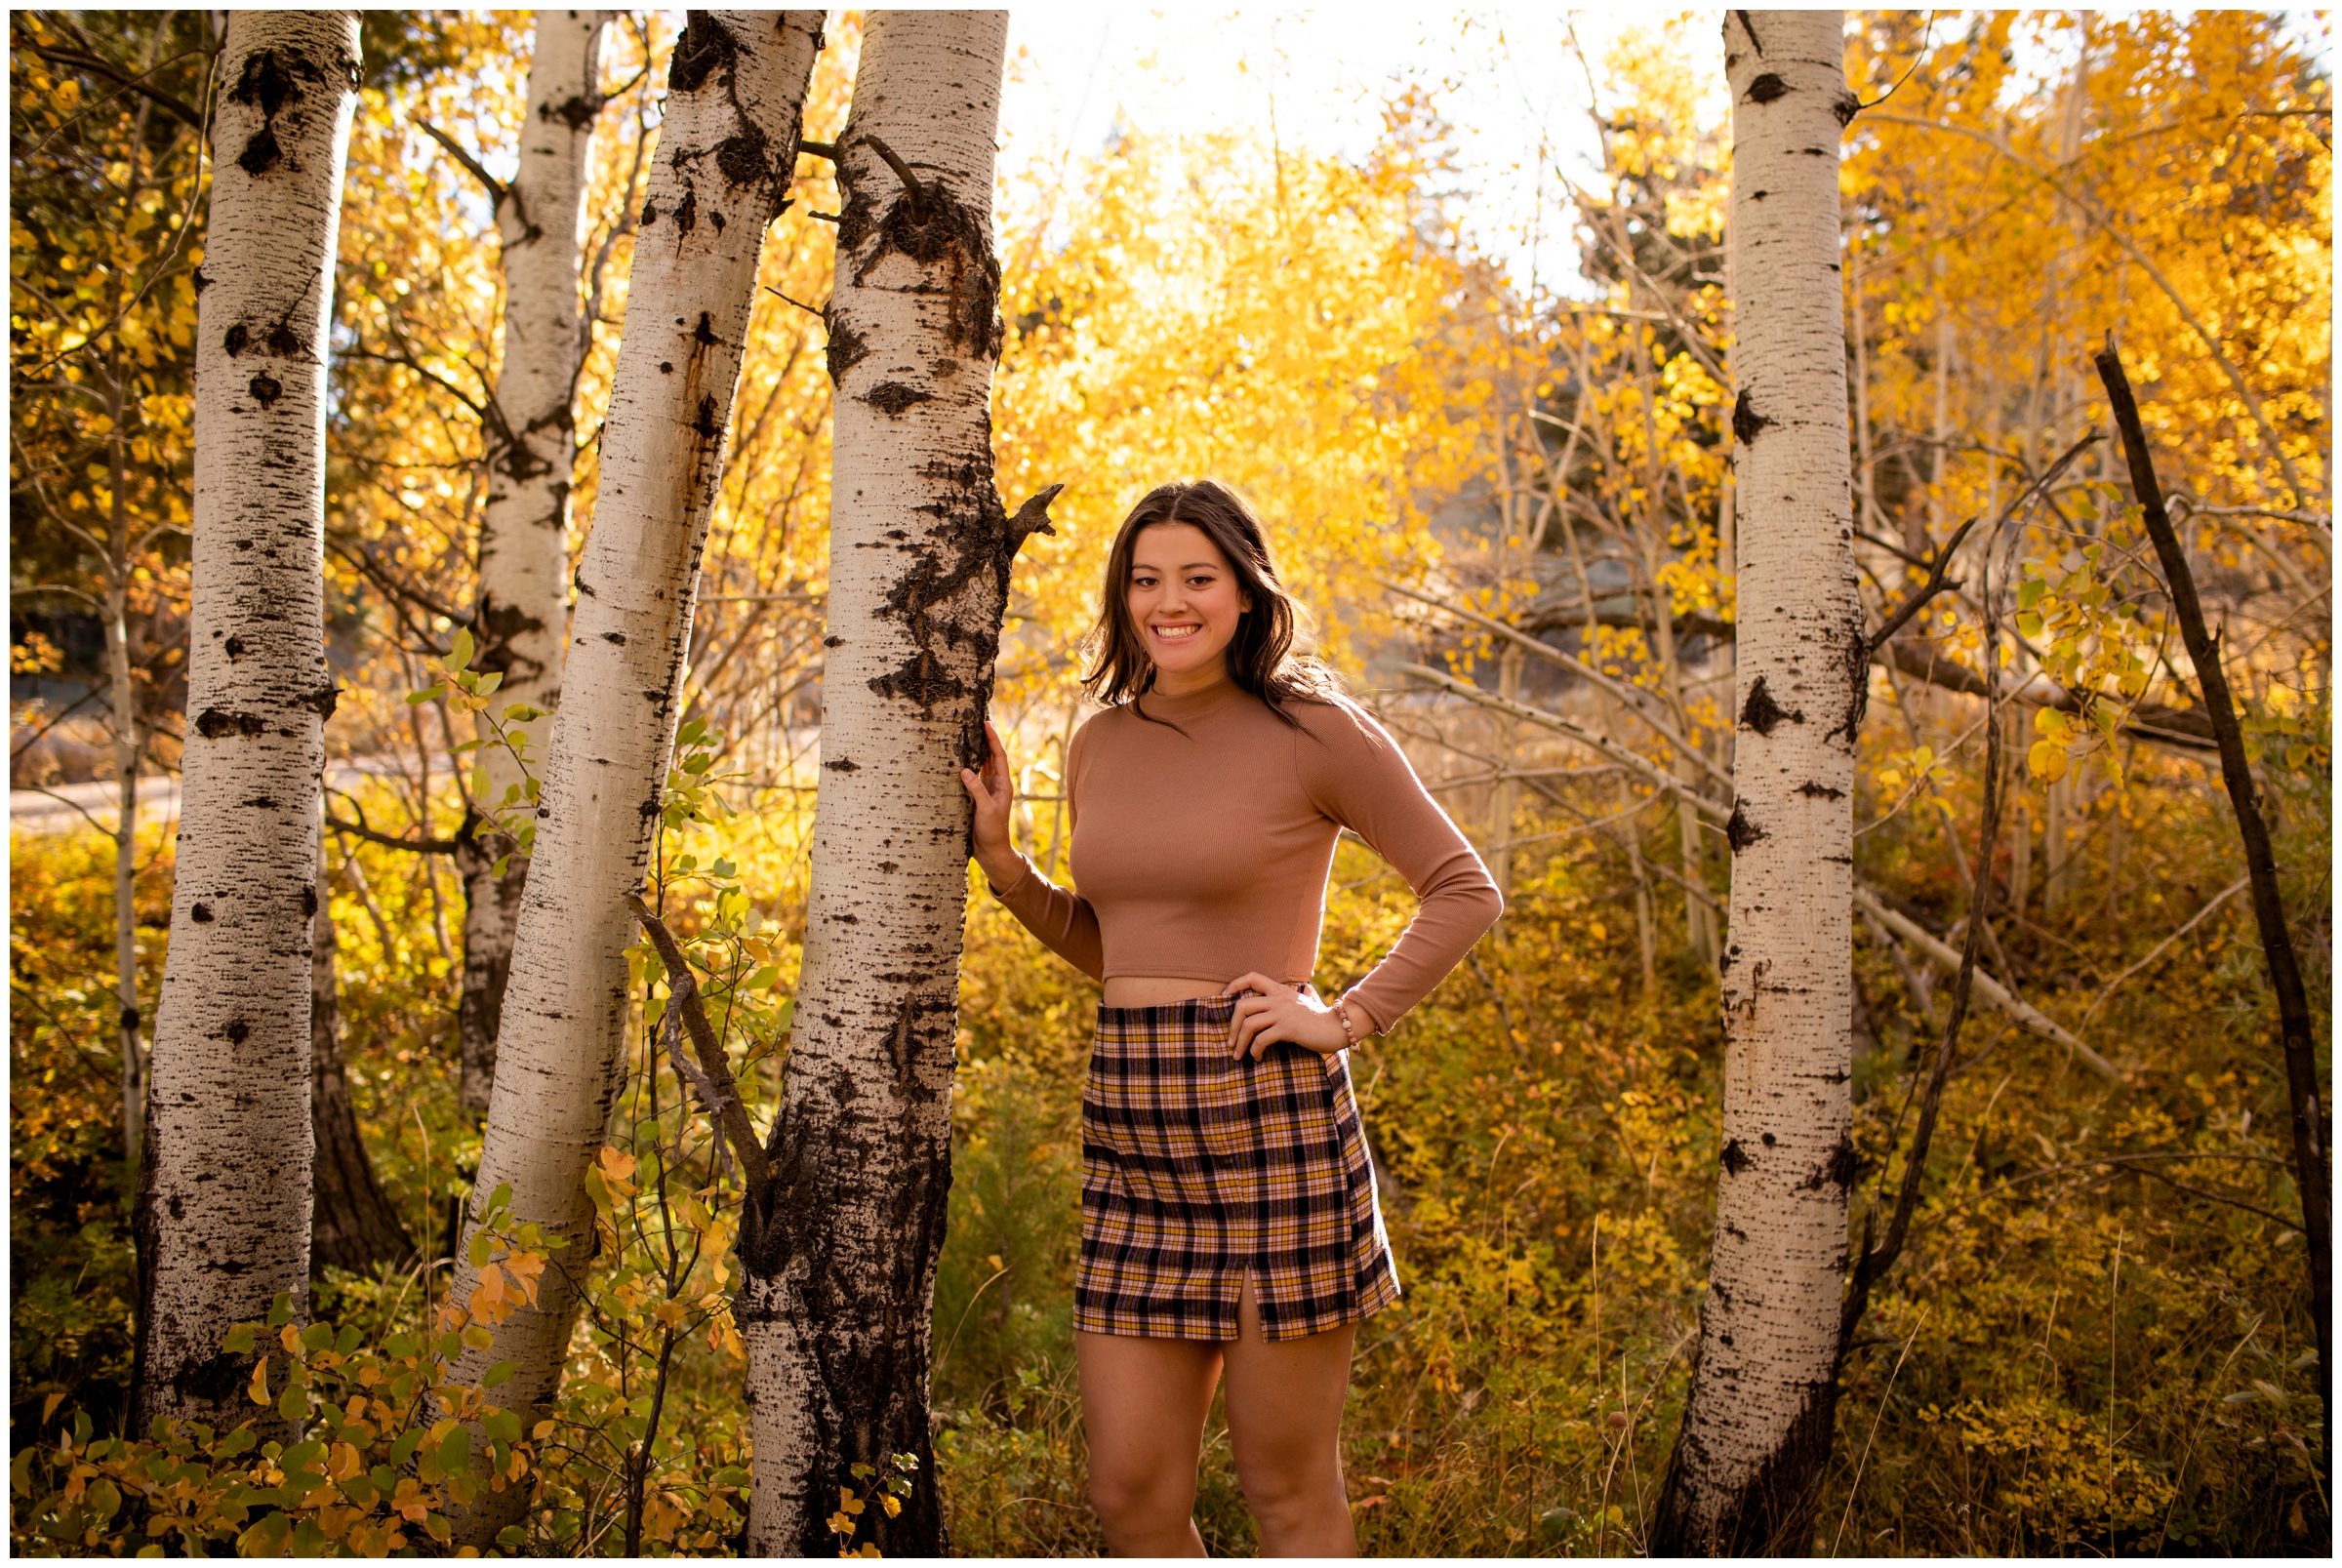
{"left": 1651, "top": 11, "right": 1860, "bottom": 1554}
{"left": 132, "top": 9, "right": 360, "bottom": 1434}
{"left": 742, "top": 14, "right": 1021, "bottom": 1554}
{"left": 458, "top": 8, "right": 613, "bottom": 1116}
{"left": 439, "top": 12, "right": 823, "bottom": 1542}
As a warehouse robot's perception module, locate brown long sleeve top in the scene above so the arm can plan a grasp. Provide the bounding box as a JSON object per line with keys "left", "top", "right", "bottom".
{"left": 990, "top": 679, "right": 1502, "bottom": 1033}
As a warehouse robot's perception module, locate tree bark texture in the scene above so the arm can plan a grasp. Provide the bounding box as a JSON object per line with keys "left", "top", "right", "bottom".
{"left": 439, "top": 11, "right": 823, "bottom": 1542}
{"left": 310, "top": 841, "right": 416, "bottom": 1275}
{"left": 741, "top": 13, "right": 1020, "bottom": 1554}
{"left": 1650, "top": 11, "right": 1861, "bottom": 1555}
{"left": 458, "top": 8, "right": 612, "bottom": 1117}
{"left": 131, "top": 9, "right": 360, "bottom": 1434}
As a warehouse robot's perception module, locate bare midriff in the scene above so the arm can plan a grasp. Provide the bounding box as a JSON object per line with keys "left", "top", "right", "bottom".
{"left": 1102, "top": 976, "right": 1248, "bottom": 1008}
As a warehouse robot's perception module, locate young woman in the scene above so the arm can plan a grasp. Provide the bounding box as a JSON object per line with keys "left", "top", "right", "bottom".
{"left": 960, "top": 480, "right": 1502, "bottom": 1556}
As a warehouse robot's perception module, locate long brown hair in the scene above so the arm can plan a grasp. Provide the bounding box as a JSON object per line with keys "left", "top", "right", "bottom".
{"left": 1080, "top": 479, "right": 1339, "bottom": 729}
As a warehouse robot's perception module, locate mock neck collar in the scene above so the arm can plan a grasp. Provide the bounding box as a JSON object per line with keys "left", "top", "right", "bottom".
{"left": 1135, "top": 675, "right": 1249, "bottom": 722}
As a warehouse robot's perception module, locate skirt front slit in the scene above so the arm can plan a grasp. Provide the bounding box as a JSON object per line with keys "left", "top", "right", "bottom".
{"left": 1075, "top": 996, "right": 1400, "bottom": 1343}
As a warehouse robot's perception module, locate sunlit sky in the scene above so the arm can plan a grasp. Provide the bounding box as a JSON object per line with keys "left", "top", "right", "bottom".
{"left": 995, "top": 8, "right": 1732, "bottom": 300}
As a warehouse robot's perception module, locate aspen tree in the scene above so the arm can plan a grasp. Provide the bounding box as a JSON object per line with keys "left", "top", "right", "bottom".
{"left": 456, "top": 9, "right": 612, "bottom": 1115}
{"left": 131, "top": 10, "right": 361, "bottom": 1432}
{"left": 437, "top": 13, "right": 824, "bottom": 1542}
{"left": 1650, "top": 11, "right": 1862, "bottom": 1554}
{"left": 740, "top": 13, "right": 1047, "bottom": 1554}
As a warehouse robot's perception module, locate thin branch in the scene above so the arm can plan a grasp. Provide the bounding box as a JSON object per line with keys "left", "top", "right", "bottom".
{"left": 2077, "top": 875, "right": 2250, "bottom": 1033}
{"left": 857, "top": 133, "right": 926, "bottom": 224}
{"left": 415, "top": 118, "right": 507, "bottom": 207}
{"left": 23, "top": 43, "right": 206, "bottom": 131}
{"left": 325, "top": 802, "right": 461, "bottom": 856}
{"left": 626, "top": 894, "right": 772, "bottom": 1193}
{"left": 1379, "top": 577, "right": 1732, "bottom": 790}
{"left": 1397, "top": 663, "right": 1729, "bottom": 824}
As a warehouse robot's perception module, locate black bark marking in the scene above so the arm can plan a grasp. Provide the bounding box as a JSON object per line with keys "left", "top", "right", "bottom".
{"left": 302, "top": 884, "right": 318, "bottom": 919}
{"left": 241, "top": 796, "right": 280, "bottom": 809}
{"left": 823, "top": 635, "right": 844, "bottom": 648}
{"left": 1830, "top": 612, "right": 1871, "bottom": 744}
{"left": 248, "top": 373, "right": 283, "bottom": 407}
{"left": 640, "top": 199, "right": 659, "bottom": 226}
{"left": 692, "top": 395, "right": 721, "bottom": 438}
{"left": 1833, "top": 92, "right": 1862, "bottom": 127}
{"left": 1720, "top": 1139, "right": 1751, "bottom": 1175}
{"left": 190, "top": 904, "right": 214, "bottom": 923}
{"left": 223, "top": 324, "right": 250, "bottom": 357}
{"left": 224, "top": 1020, "right": 250, "bottom": 1044}
{"left": 715, "top": 131, "right": 769, "bottom": 188}
{"left": 1797, "top": 781, "right": 1845, "bottom": 800}
{"left": 692, "top": 312, "right": 720, "bottom": 346}
{"left": 223, "top": 636, "right": 246, "bottom": 659}
{"left": 236, "top": 126, "right": 283, "bottom": 176}
{"left": 171, "top": 1350, "right": 249, "bottom": 1410}
{"left": 547, "top": 93, "right": 598, "bottom": 131}
{"left": 265, "top": 323, "right": 305, "bottom": 358}
{"left": 603, "top": 631, "right": 627, "bottom": 646}
{"left": 303, "top": 683, "right": 340, "bottom": 720}
{"left": 838, "top": 158, "right": 1003, "bottom": 361}
{"left": 825, "top": 758, "right": 859, "bottom": 772}
{"left": 863, "top": 382, "right": 934, "bottom": 418}
{"left": 668, "top": 13, "right": 737, "bottom": 95}
{"left": 672, "top": 183, "right": 698, "bottom": 235}
{"left": 191, "top": 266, "right": 209, "bottom": 294}
{"left": 1746, "top": 72, "right": 1788, "bottom": 104}
{"left": 193, "top": 707, "right": 266, "bottom": 740}
{"left": 1760, "top": 1131, "right": 1776, "bottom": 1146}
{"left": 825, "top": 314, "right": 869, "bottom": 382}
{"left": 1725, "top": 803, "right": 1765, "bottom": 854}
{"left": 1731, "top": 387, "right": 1772, "bottom": 446}
{"left": 1739, "top": 674, "right": 1801, "bottom": 736}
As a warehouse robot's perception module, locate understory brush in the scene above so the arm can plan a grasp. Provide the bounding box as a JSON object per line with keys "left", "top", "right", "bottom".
{"left": 10, "top": 730, "right": 2328, "bottom": 1554}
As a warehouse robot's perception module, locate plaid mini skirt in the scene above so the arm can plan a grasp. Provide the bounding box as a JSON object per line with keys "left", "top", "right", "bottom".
{"left": 1075, "top": 995, "right": 1401, "bottom": 1343}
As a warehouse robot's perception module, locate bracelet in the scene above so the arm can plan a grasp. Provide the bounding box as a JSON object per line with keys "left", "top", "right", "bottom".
{"left": 1333, "top": 998, "right": 1362, "bottom": 1047}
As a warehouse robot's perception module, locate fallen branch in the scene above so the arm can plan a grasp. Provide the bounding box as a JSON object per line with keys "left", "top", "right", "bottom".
{"left": 1852, "top": 887, "right": 2120, "bottom": 1079}
{"left": 626, "top": 893, "right": 771, "bottom": 1193}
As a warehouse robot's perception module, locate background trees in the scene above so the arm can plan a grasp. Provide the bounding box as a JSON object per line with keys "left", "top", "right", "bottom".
{"left": 10, "top": 8, "right": 2330, "bottom": 1556}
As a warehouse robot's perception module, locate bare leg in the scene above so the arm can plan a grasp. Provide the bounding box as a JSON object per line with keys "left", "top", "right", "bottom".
{"left": 1222, "top": 1274, "right": 1358, "bottom": 1557}
{"left": 1075, "top": 1329, "right": 1224, "bottom": 1556}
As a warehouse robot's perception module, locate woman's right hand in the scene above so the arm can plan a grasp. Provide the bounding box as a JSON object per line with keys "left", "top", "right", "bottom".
{"left": 959, "top": 719, "right": 1026, "bottom": 890}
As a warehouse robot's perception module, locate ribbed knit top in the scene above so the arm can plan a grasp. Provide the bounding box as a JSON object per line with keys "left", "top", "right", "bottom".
{"left": 990, "top": 679, "right": 1502, "bottom": 1033}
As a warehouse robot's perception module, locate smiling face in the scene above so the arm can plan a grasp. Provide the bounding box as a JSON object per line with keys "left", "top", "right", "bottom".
{"left": 1126, "top": 521, "right": 1253, "bottom": 694}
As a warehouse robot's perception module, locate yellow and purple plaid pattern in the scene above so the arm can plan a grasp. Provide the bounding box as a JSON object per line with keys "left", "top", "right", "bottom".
{"left": 1076, "top": 995, "right": 1401, "bottom": 1343}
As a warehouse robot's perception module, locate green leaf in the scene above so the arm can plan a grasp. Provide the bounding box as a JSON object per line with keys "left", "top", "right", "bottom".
{"left": 482, "top": 1360, "right": 516, "bottom": 1388}
{"left": 469, "top": 1229, "right": 493, "bottom": 1268}
{"left": 405, "top": 683, "right": 444, "bottom": 705}
{"left": 389, "top": 1427, "right": 425, "bottom": 1467}
{"left": 504, "top": 703, "right": 542, "bottom": 722}
{"left": 474, "top": 669, "right": 504, "bottom": 696}
{"left": 490, "top": 1181, "right": 513, "bottom": 1212}
{"left": 300, "top": 1321, "right": 334, "bottom": 1353}
{"left": 266, "top": 1293, "right": 295, "bottom": 1328}
{"left": 278, "top": 1383, "right": 309, "bottom": 1424}
{"left": 484, "top": 1410, "right": 522, "bottom": 1445}
{"left": 224, "top": 1323, "right": 256, "bottom": 1354}
{"left": 437, "top": 1427, "right": 471, "bottom": 1476}
{"left": 447, "top": 626, "right": 475, "bottom": 672}
{"left": 215, "top": 1425, "right": 258, "bottom": 1459}
{"left": 335, "top": 1324, "right": 363, "bottom": 1356}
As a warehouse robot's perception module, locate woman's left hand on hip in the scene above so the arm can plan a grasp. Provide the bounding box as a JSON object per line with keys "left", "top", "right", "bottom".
{"left": 1224, "top": 972, "right": 1350, "bottom": 1061}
